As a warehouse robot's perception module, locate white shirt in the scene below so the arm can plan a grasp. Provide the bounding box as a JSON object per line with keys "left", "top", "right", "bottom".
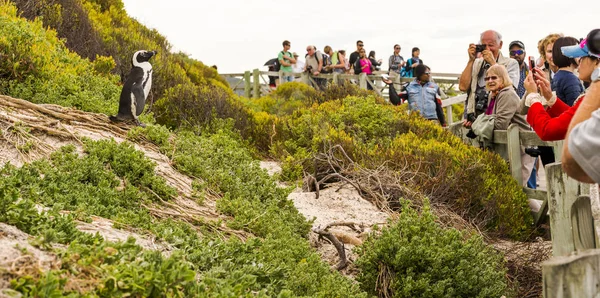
{"left": 293, "top": 60, "right": 305, "bottom": 73}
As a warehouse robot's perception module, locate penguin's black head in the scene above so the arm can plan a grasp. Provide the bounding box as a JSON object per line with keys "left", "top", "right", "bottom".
{"left": 133, "top": 50, "right": 157, "bottom": 65}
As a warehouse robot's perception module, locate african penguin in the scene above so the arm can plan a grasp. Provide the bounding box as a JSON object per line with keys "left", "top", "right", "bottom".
{"left": 109, "top": 50, "right": 157, "bottom": 127}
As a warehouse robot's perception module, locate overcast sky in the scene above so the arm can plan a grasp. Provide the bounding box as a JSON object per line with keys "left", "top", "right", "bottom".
{"left": 121, "top": 0, "right": 595, "bottom": 75}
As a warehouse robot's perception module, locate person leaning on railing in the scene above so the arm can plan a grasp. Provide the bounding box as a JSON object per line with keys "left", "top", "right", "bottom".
{"left": 482, "top": 64, "right": 535, "bottom": 186}
{"left": 404, "top": 64, "right": 446, "bottom": 127}
{"left": 561, "top": 29, "right": 600, "bottom": 184}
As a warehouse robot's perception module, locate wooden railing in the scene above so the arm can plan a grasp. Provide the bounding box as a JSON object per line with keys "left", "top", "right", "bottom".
{"left": 221, "top": 69, "right": 464, "bottom": 123}
{"left": 224, "top": 69, "right": 600, "bottom": 296}
{"left": 449, "top": 122, "right": 599, "bottom": 297}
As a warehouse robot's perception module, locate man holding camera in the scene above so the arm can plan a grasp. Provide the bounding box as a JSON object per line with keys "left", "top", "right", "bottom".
{"left": 304, "top": 45, "right": 326, "bottom": 90}
{"left": 459, "top": 30, "right": 520, "bottom": 127}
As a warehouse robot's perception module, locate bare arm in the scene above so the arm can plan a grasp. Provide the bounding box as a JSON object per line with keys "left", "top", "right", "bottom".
{"left": 459, "top": 44, "right": 477, "bottom": 91}
{"left": 562, "top": 82, "right": 600, "bottom": 183}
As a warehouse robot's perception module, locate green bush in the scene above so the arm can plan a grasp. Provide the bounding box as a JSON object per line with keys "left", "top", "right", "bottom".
{"left": 0, "top": 2, "right": 121, "bottom": 114}
{"left": 356, "top": 200, "right": 508, "bottom": 298}
{"left": 271, "top": 95, "right": 532, "bottom": 238}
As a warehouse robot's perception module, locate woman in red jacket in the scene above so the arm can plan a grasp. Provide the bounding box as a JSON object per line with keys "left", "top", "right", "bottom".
{"left": 523, "top": 45, "right": 599, "bottom": 141}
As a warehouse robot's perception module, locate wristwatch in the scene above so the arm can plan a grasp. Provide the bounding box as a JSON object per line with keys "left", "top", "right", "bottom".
{"left": 593, "top": 68, "right": 600, "bottom": 82}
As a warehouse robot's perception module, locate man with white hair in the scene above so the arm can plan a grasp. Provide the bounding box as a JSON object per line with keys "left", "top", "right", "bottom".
{"left": 459, "top": 30, "right": 520, "bottom": 127}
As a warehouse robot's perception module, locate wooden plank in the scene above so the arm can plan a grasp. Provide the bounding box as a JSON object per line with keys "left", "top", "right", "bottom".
{"left": 252, "top": 69, "right": 260, "bottom": 99}
{"left": 547, "top": 162, "right": 580, "bottom": 257}
{"left": 445, "top": 105, "right": 453, "bottom": 125}
{"left": 359, "top": 73, "right": 367, "bottom": 89}
{"left": 506, "top": 124, "right": 523, "bottom": 185}
{"left": 220, "top": 73, "right": 246, "bottom": 77}
{"left": 492, "top": 130, "right": 508, "bottom": 144}
{"left": 244, "top": 71, "right": 251, "bottom": 98}
{"left": 571, "top": 195, "right": 596, "bottom": 251}
{"left": 543, "top": 248, "right": 600, "bottom": 298}
{"left": 553, "top": 141, "right": 563, "bottom": 162}
{"left": 524, "top": 187, "right": 548, "bottom": 202}
{"left": 518, "top": 131, "right": 560, "bottom": 147}
{"left": 440, "top": 94, "right": 467, "bottom": 107}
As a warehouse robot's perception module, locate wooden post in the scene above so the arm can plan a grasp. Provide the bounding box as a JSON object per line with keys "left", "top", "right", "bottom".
{"left": 244, "top": 71, "right": 251, "bottom": 98}
{"left": 571, "top": 195, "right": 596, "bottom": 251}
{"left": 506, "top": 124, "right": 523, "bottom": 185}
{"left": 301, "top": 72, "right": 310, "bottom": 85}
{"left": 332, "top": 72, "right": 339, "bottom": 85}
{"left": 445, "top": 105, "right": 453, "bottom": 125}
{"left": 252, "top": 69, "right": 260, "bottom": 99}
{"left": 547, "top": 162, "right": 580, "bottom": 257}
{"left": 359, "top": 73, "right": 367, "bottom": 89}
{"left": 278, "top": 70, "right": 283, "bottom": 86}
{"left": 553, "top": 140, "right": 564, "bottom": 162}
{"left": 543, "top": 249, "right": 600, "bottom": 298}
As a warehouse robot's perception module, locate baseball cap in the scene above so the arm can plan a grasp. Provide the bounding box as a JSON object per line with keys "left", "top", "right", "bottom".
{"left": 509, "top": 40, "right": 525, "bottom": 50}
{"left": 293, "top": 52, "right": 298, "bottom": 57}
{"left": 561, "top": 29, "right": 600, "bottom": 58}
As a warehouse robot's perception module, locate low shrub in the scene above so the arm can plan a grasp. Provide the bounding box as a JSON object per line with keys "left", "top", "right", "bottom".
{"left": 356, "top": 199, "right": 508, "bottom": 298}
{"left": 271, "top": 94, "right": 533, "bottom": 238}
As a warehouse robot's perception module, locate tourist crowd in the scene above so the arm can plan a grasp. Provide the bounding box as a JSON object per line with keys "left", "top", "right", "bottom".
{"left": 269, "top": 29, "right": 600, "bottom": 190}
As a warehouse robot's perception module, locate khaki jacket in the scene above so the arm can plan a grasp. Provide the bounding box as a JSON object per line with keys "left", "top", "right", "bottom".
{"left": 488, "top": 86, "right": 530, "bottom": 131}
{"left": 466, "top": 53, "right": 519, "bottom": 115}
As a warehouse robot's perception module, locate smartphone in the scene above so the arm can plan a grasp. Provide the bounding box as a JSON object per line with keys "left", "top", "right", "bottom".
{"left": 529, "top": 56, "right": 536, "bottom": 73}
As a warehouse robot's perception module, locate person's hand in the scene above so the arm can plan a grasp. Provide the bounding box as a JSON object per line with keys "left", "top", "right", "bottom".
{"left": 313, "top": 71, "right": 320, "bottom": 76}
{"left": 462, "top": 118, "right": 472, "bottom": 128}
{"left": 524, "top": 71, "right": 538, "bottom": 94}
{"left": 482, "top": 49, "right": 495, "bottom": 65}
{"left": 468, "top": 44, "right": 476, "bottom": 61}
{"left": 532, "top": 68, "right": 553, "bottom": 101}
{"left": 377, "top": 59, "right": 382, "bottom": 64}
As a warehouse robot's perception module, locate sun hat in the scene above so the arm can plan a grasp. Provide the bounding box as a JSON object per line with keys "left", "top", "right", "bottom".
{"left": 562, "top": 29, "right": 600, "bottom": 58}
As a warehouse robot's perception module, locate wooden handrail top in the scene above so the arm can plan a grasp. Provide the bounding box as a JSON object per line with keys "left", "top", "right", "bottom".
{"left": 448, "top": 122, "right": 562, "bottom": 147}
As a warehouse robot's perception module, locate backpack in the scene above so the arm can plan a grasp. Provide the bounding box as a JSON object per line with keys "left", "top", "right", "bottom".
{"left": 305, "top": 51, "right": 331, "bottom": 73}
{"left": 274, "top": 51, "right": 287, "bottom": 72}
{"left": 353, "top": 58, "right": 362, "bottom": 75}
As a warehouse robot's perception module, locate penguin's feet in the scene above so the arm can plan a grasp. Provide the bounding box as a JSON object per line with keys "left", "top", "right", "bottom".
{"left": 135, "top": 119, "right": 146, "bottom": 128}
{"left": 109, "top": 115, "right": 123, "bottom": 122}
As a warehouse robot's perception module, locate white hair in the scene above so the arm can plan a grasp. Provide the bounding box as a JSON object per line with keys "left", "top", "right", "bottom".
{"left": 480, "top": 30, "right": 502, "bottom": 44}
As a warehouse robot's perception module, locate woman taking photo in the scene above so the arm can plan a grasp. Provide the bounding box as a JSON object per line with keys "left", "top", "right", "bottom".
{"left": 481, "top": 64, "right": 535, "bottom": 186}
{"left": 524, "top": 30, "right": 600, "bottom": 141}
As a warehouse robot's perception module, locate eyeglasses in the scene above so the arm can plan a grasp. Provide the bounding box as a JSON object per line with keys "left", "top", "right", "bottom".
{"left": 484, "top": 76, "right": 499, "bottom": 81}
{"left": 509, "top": 50, "right": 524, "bottom": 56}
{"left": 358, "top": 44, "right": 364, "bottom": 47}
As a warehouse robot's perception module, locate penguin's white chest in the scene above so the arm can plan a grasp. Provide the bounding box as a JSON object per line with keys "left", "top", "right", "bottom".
{"left": 139, "top": 62, "right": 153, "bottom": 99}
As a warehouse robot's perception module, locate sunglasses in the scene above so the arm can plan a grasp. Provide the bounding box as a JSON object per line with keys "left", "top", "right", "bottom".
{"left": 509, "top": 49, "right": 524, "bottom": 56}
{"left": 358, "top": 44, "right": 364, "bottom": 47}
{"left": 424, "top": 72, "right": 431, "bottom": 75}
{"left": 484, "top": 75, "right": 499, "bottom": 81}
{"left": 394, "top": 47, "right": 400, "bottom": 50}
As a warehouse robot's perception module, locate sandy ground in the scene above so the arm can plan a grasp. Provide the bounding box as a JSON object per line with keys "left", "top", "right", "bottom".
{"left": 259, "top": 161, "right": 389, "bottom": 272}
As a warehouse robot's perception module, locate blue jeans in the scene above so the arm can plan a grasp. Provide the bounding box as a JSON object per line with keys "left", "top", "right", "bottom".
{"left": 282, "top": 75, "right": 294, "bottom": 83}
{"left": 527, "top": 157, "right": 538, "bottom": 189}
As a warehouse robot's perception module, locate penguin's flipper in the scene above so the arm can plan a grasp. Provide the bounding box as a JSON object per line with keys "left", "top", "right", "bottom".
{"left": 131, "top": 82, "right": 146, "bottom": 117}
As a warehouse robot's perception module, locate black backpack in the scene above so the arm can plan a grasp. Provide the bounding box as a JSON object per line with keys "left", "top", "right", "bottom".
{"left": 273, "top": 51, "right": 286, "bottom": 72}
{"left": 353, "top": 58, "right": 362, "bottom": 75}
{"left": 305, "top": 52, "right": 331, "bottom": 73}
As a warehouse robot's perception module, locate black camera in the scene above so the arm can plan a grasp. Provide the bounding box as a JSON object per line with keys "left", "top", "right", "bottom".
{"left": 474, "top": 88, "right": 489, "bottom": 113}
{"left": 475, "top": 44, "right": 486, "bottom": 53}
{"left": 525, "top": 147, "right": 541, "bottom": 157}
{"left": 306, "top": 65, "right": 313, "bottom": 73}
